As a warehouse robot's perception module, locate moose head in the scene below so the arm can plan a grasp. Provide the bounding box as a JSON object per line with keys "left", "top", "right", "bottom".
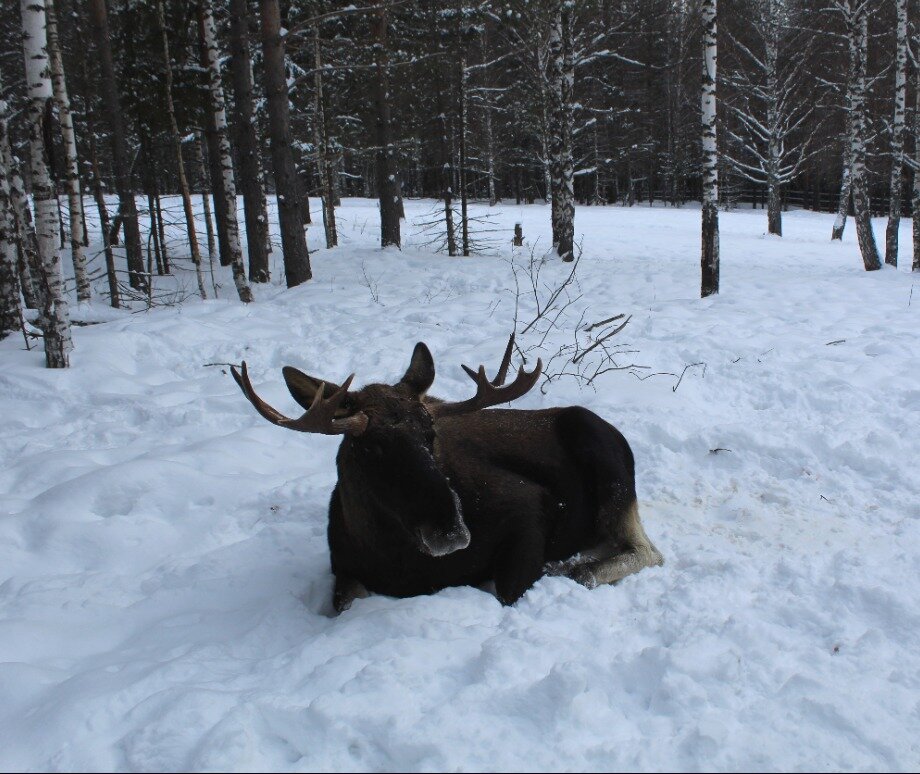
{"left": 231, "top": 341, "right": 541, "bottom": 560}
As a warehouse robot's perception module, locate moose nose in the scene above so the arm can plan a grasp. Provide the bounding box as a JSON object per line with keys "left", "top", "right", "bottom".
{"left": 418, "top": 521, "right": 471, "bottom": 557}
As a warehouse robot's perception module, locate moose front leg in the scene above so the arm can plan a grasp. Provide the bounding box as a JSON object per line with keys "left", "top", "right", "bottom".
{"left": 493, "top": 527, "right": 546, "bottom": 605}
{"left": 333, "top": 574, "right": 369, "bottom": 613}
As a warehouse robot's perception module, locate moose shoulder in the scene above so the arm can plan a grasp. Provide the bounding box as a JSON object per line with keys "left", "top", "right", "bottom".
{"left": 231, "top": 342, "right": 663, "bottom": 613}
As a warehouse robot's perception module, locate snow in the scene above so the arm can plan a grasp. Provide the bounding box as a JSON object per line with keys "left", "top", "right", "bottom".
{"left": 1, "top": 199, "right": 918, "bottom": 771}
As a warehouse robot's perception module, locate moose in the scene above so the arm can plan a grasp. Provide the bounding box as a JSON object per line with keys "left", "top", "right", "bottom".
{"left": 231, "top": 338, "right": 663, "bottom": 612}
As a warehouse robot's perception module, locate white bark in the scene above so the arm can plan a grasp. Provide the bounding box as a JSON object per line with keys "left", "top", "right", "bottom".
{"left": 701, "top": 0, "right": 719, "bottom": 296}
{"left": 2, "top": 135, "right": 41, "bottom": 309}
{"left": 913, "top": 49, "right": 920, "bottom": 273}
{"left": 0, "top": 93, "right": 21, "bottom": 339}
{"left": 547, "top": 1, "right": 575, "bottom": 262}
{"left": 884, "top": 0, "right": 908, "bottom": 267}
{"left": 200, "top": 0, "right": 252, "bottom": 302}
{"left": 21, "top": 0, "right": 71, "bottom": 366}
{"left": 45, "top": 0, "right": 89, "bottom": 302}
{"left": 847, "top": 0, "right": 880, "bottom": 271}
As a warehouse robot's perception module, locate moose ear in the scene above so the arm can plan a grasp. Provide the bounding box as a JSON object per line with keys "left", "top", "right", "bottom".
{"left": 282, "top": 366, "right": 344, "bottom": 412}
{"left": 399, "top": 342, "right": 435, "bottom": 397}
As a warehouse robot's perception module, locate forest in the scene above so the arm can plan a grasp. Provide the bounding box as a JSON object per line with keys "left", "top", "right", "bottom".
{"left": 1, "top": 0, "right": 918, "bottom": 367}
{"left": 0, "top": 1, "right": 918, "bottom": 771}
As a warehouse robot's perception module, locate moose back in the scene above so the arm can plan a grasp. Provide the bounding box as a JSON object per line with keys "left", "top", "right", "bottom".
{"left": 231, "top": 341, "right": 663, "bottom": 612}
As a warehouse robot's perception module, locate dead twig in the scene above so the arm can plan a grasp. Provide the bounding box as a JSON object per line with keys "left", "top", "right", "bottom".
{"left": 583, "top": 313, "right": 625, "bottom": 333}
{"left": 672, "top": 362, "right": 706, "bottom": 392}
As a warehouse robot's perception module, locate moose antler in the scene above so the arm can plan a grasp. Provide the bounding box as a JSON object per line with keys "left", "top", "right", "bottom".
{"left": 432, "top": 342, "right": 542, "bottom": 418}
{"left": 231, "top": 361, "right": 369, "bottom": 435}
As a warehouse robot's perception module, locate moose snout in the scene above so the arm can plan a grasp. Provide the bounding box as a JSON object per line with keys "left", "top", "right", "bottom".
{"left": 417, "top": 520, "right": 471, "bottom": 557}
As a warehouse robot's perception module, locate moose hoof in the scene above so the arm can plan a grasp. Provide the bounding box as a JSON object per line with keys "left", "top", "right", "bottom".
{"left": 333, "top": 577, "right": 369, "bottom": 613}
{"left": 570, "top": 566, "right": 598, "bottom": 590}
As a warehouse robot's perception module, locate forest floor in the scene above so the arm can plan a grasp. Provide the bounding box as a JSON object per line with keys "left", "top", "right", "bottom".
{"left": 1, "top": 198, "right": 918, "bottom": 771}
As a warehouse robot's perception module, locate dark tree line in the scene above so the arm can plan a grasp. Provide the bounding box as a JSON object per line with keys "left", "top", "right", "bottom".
{"left": 0, "top": 0, "right": 917, "bottom": 367}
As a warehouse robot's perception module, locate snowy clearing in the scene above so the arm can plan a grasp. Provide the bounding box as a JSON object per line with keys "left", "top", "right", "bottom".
{"left": 1, "top": 199, "right": 918, "bottom": 771}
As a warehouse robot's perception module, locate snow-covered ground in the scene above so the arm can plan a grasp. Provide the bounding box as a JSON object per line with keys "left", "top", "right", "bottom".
{"left": 1, "top": 198, "right": 918, "bottom": 771}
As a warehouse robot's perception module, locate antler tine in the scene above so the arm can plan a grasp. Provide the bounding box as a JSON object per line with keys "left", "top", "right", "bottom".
{"left": 230, "top": 362, "right": 368, "bottom": 435}
{"left": 493, "top": 333, "right": 516, "bottom": 386}
{"left": 433, "top": 356, "right": 543, "bottom": 418}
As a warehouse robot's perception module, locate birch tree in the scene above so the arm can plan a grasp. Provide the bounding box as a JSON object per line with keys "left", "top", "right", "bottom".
{"left": 21, "top": 0, "right": 72, "bottom": 367}
{"left": 701, "top": 0, "right": 720, "bottom": 297}
{"left": 198, "top": 0, "right": 253, "bottom": 303}
{"left": 547, "top": 1, "right": 575, "bottom": 262}
{"left": 884, "top": 0, "right": 908, "bottom": 267}
{"left": 0, "top": 95, "right": 21, "bottom": 340}
{"left": 844, "top": 0, "right": 881, "bottom": 271}
{"left": 45, "top": 0, "right": 89, "bottom": 302}
{"left": 0, "top": 86, "right": 42, "bottom": 311}
{"left": 913, "top": 50, "right": 920, "bottom": 273}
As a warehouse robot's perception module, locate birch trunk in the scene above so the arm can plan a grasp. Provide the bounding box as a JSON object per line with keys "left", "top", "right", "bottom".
{"left": 260, "top": 0, "right": 312, "bottom": 285}
{"left": 156, "top": 0, "right": 207, "bottom": 299}
{"left": 913, "top": 62, "right": 920, "bottom": 272}
{"left": 765, "top": 10, "right": 781, "bottom": 237}
{"left": 884, "top": 0, "right": 908, "bottom": 267}
{"left": 1, "top": 96, "right": 42, "bottom": 310}
{"left": 700, "top": 0, "right": 720, "bottom": 297}
{"left": 547, "top": 2, "right": 575, "bottom": 262}
{"left": 228, "top": 0, "right": 270, "bottom": 282}
{"left": 831, "top": 157, "right": 851, "bottom": 240}
{"left": 45, "top": 0, "right": 89, "bottom": 302}
{"left": 457, "top": 46, "right": 470, "bottom": 257}
{"left": 21, "top": 0, "right": 71, "bottom": 366}
{"left": 848, "top": 2, "right": 881, "bottom": 271}
{"left": 199, "top": 0, "right": 253, "bottom": 303}
{"left": 435, "top": 53, "right": 457, "bottom": 256}
{"left": 0, "top": 96, "right": 21, "bottom": 339}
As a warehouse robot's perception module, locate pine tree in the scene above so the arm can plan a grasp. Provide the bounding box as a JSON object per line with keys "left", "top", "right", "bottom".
{"left": 228, "top": 0, "right": 271, "bottom": 282}
{"left": 372, "top": 0, "right": 402, "bottom": 248}
{"left": 86, "top": 0, "right": 148, "bottom": 294}
{"left": 260, "top": 0, "right": 312, "bottom": 286}
{"left": 155, "top": 0, "right": 207, "bottom": 300}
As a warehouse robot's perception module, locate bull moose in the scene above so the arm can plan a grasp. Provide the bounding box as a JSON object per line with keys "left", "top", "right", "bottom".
{"left": 231, "top": 339, "right": 663, "bottom": 612}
